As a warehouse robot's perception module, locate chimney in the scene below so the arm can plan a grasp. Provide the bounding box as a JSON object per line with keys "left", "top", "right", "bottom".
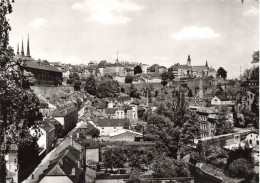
{"left": 71, "top": 137, "right": 73, "bottom": 147}
{"left": 77, "top": 133, "right": 79, "bottom": 139}
{"left": 71, "top": 168, "right": 76, "bottom": 175}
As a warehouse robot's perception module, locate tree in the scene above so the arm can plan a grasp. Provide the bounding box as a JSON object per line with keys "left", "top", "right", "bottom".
{"left": 227, "top": 158, "right": 255, "bottom": 181}
{"left": 134, "top": 65, "right": 142, "bottom": 75}
{"left": 125, "top": 75, "right": 134, "bottom": 84}
{"left": 96, "top": 79, "right": 120, "bottom": 98}
{"left": 67, "top": 72, "right": 80, "bottom": 84}
{"left": 74, "top": 80, "right": 81, "bottom": 91}
{"left": 129, "top": 84, "right": 140, "bottom": 98}
{"left": 161, "top": 72, "right": 174, "bottom": 86}
{"left": 188, "top": 89, "right": 193, "bottom": 97}
{"left": 152, "top": 154, "right": 190, "bottom": 178}
{"left": 217, "top": 67, "right": 227, "bottom": 79}
{"left": 84, "top": 75, "right": 96, "bottom": 95}
{"left": 127, "top": 169, "right": 143, "bottom": 183}
{"left": 251, "top": 50, "right": 259, "bottom": 63}
{"left": 215, "top": 107, "right": 234, "bottom": 135}
{"left": 0, "top": 1, "right": 42, "bottom": 182}
{"left": 103, "top": 147, "right": 127, "bottom": 171}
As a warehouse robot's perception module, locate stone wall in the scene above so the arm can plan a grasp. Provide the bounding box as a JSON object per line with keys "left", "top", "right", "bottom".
{"left": 30, "top": 86, "right": 74, "bottom": 98}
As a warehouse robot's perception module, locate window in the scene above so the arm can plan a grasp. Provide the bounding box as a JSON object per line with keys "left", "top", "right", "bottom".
{"left": 102, "top": 127, "right": 104, "bottom": 129}
{"left": 114, "top": 127, "right": 116, "bottom": 129}
{"left": 257, "top": 141, "right": 259, "bottom": 145}
{"left": 249, "top": 140, "right": 252, "bottom": 144}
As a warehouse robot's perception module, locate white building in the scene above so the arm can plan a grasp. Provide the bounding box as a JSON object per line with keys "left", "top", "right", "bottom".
{"left": 211, "top": 95, "right": 234, "bottom": 106}
{"left": 97, "top": 118, "right": 130, "bottom": 136}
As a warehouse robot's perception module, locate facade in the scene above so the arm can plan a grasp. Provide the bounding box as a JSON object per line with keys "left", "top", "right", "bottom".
{"left": 141, "top": 64, "right": 149, "bottom": 74}
{"left": 211, "top": 95, "right": 234, "bottom": 106}
{"left": 52, "top": 105, "right": 78, "bottom": 134}
{"left": 97, "top": 118, "right": 130, "bottom": 136}
{"left": 109, "top": 129, "right": 143, "bottom": 141}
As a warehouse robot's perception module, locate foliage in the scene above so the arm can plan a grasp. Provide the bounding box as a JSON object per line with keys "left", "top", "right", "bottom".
{"left": 251, "top": 50, "right": 259, "bottom": 63}
{"left": 188, "top": 89, "right": 193, "bottom": 97}
{"left": 152, "top": 154, "right": 190, "bottom": 178}
{"left": 127, "top": 169, "right": 143, "bottom": 183}
{"left": 67, "top": 72, "right": 80, "bottom": 84}
{"left": 96, "top": 79, "right": 120, "bottom": 98}
{"left": 215, "top": 107, "right": 234, "bottom": 135}
{"left": 134, "top": 65, "right": 142, "bottom": 75}
{"left": 73, "top": 80, "right": 81, "bottom": 91}
{"left": 227, "top": 158, "right": 254, "bottom": 180}
{"left": 217, "top": 67, "right": 227, "bottom": 79}
{"left": 103, "top": 147, "right": 127, "bottom": 171}
{"left": 129, "top": 84, "right": 140, "bottom": 98}
{"left": 0, "top": 1, "right": 42, "bottom": 182}
{"left": 161, "top": 72, "right": 174, "bottom": 86}
{"left": 125, "top": 75, "right": 134, "bottom": 84}
{"left": 84, "top": 75, "right": 97, "bottom": 95}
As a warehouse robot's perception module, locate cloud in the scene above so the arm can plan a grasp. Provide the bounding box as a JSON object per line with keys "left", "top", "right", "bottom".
{"left": 171, "top": 26, "right": 220, "bottom": 40}
{"left": 29, "top": 18, "right": 47, "bottom": 30}
{"left": 72, "top": 0, "right": 143, "bottom": 25}
{"left": 243, "top": 7, "right": 259, "bottom": 17}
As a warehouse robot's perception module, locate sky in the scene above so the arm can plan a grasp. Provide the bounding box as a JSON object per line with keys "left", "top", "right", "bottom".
{"left": 8, "top": 0, "right": 259, "bottom": 79}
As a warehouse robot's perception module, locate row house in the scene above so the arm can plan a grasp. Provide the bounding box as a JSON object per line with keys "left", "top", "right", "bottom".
{"left": 52, "top": 104, "right": 78, "bottom": 135}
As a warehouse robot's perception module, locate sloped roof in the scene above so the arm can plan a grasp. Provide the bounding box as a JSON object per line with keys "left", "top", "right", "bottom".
{"left": 22, "top": 61, "right": 62, "bottom": 73}
{"left": 105, "top": 108, "right": 117, "bottom": 115}
{"left": 52, "top": 106, "right": 78, "bottom": 117}
{"left": 192, "top": 66, "right": 208, "bottom": 71}
{"left": 109, "top": 129, "right": 143, "bottom": 137}
{"left": 97, "top": 118, "right": 130, "bottom": 127}
{"left": 41, "top": 120, "right": 55, "bottom": 132}
{"left": 215, "top": 95, "right": 230, "bottom": 101}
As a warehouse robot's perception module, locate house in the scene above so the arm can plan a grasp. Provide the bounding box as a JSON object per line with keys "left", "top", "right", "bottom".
{"left": 109, "top": 129, "right": 143, "bottom": 142}
{"left": 141, "top": 64, "right": 149, "bottom": 74}
{"left": 243, "top": 132, "right": 259, "bottom": 147}
{"left": 52, "top": 105, "right": 78, "bottom": 135}
{"left": 39, "top": 146, "right": 85, "bottom": 183}
{"left": 244, "top": 88, "right": 259, "bottom": 111}
{"left": 211, "top": 95, "right": 234, "bottom": 106}
{"left": 30, "top": 119, "right": 56, "bottom": 155}
{"left": 96, "top": 118, "right": 130, "bottom": 137}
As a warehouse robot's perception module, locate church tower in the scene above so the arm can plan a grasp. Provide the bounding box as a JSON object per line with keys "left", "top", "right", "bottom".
{"left": 187, "top": 55, "right": 191, "bottom": 66}
{"left": 115, "top": 51, "right": 119, "bottom": 63}
{"left": 21, "top": 38, "right": 25, "bottom": 57}
{"left": 206, "top": 60, "right": 208, "bottom": 67}
{"left": 16, "top": 43, "right": 19, "bottom": 55}
{"left": 26, "top": 34, "right": 31, "bottom": 58}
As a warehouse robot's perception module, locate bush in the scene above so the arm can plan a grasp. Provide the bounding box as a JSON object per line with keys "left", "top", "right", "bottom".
{"left": 228, "top": 158, "right": 254, "bottom": 180}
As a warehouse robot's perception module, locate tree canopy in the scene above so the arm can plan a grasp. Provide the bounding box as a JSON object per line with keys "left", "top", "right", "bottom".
{"left": 84, "top": 75, "right": 97, "bottom": 95}
{"left": 217, "top": 67, "right": 227, "bottom": 79}
{"left": 96, "top": 79, "right": 120, "bottom": 98}
{"left": 134, "top": 65, "right": 142, "bottom": 75}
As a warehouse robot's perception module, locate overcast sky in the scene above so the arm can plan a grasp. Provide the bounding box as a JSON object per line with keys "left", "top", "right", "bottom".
{"left": 8, "top": 0, "right": 259, "bottom": 79}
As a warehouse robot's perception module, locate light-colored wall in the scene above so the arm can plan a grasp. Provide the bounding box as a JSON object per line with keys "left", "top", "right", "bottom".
{"left": 245, "top": 133, "right": 259, "bottom": 147}
{"left": 39, "top": 176, "right": 73, "bottom": 183}
{"left": 86, "top": 149, "right": 99, "bottom": 163}
{"left": 98, "top": 126, "right": 124, "bottom": 136}
{"left": 95, "top": 179, "right": 125, "bottom": 183}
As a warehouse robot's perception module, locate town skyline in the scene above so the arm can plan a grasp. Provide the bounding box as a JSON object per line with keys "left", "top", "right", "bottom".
{"left": 8, "top": 0, "right": 259, "bottom": 79}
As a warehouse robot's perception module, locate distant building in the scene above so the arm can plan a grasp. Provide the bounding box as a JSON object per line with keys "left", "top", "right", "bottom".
{"left": 211, "top": 95, "right": 234, "bottom": 106}
{"left": 109, "top": 129, "right": 143, "bottom": 142}
{"left": 15, "top": 35, "right": 62, "bottom": 86}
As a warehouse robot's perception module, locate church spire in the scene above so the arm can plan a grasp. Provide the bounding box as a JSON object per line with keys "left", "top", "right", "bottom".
{"left": 17, "top": 43, "right": 19, "bottom": 55}
{"left": 116, "top": 51, "right": 119, "bottom": 63}
{"left": 26, "top": 34, "right": 31, "bottom": 57}
{"left": 187, "top": 55, "right": 191, "bottom": 66}
{"left": 21, "top": 37, "right": 25, "bottom": 57}
{"left": 206, "top": 60, "right": 208, "bottom": 67}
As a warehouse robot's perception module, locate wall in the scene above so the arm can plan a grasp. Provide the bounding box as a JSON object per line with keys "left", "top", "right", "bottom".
{"left": 86, "top": 149, "right": 99, "bottom": 163}
{"left": 98, "top": 126, "right": 124, "bottom": 136}
{"left": 110, "top": 132, "right": 142, "bottom": 142}
{"left": 30, "top": 86, "right": 74, "bottom": 98}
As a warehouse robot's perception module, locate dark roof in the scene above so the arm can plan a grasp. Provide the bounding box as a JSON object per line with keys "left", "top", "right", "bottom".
{"left": 105, "top": 108, "right": 117, "bottom": 114}
{"left": 52, "top": 106, "right": 78, "bottom": 117}
{"left": 97, "top": 118, "right": 130, "bottom": 127}
{"left": 22, "top": 61, "right": 62, "bottom": 73}
{"left": 215, "top": 95, "right": 230, "bottom": 101}
{"left": 96, "top": 102, "right": 107, "bottom": 109}
{"left": 192, "top": 66, "right": 209, "bottom": 71}
{"left": 46, "top": 118, "right": 61, "bottom": 126}
{"left": 41, "top": 120, "right": 55, "bottom": 132}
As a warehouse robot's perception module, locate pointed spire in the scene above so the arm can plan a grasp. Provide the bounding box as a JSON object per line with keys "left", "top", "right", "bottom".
{"left": 116, "top": 51, "right": 119, "bottom": 63}
{"left": 187, "top": 55, "right": 191, "bottom": 66}
{"left": 206, "top": 60, "right": 208, "bottom": 67}
{"left": 17, "top": 43, "right": 19, "bottom": 55}
{"left": 21, "top": 37, "right": 25, "bottom": 57}
{"left": 26, "top": 34, "right": 30, "bottom": 57}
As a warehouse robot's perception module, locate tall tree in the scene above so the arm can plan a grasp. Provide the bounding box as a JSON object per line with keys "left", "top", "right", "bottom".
{"left": 96, "top": 79, "right": 120, "bottom": 98}
{"left": 134, "top": 65, "right": 142, "bottom": 75}
{"left": 84, "top": 75, "right": 96, "bottom": 95}
{"left": 0, "top": 1, "right": 42, "bottom": 182}
{"left": 217, "top": 67, "right": 227, "bottom": 79}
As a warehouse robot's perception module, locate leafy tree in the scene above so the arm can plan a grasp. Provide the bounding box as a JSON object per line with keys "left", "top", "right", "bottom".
{"left": 96, "top": 79, "right": 120, "bottom": 98}
{"left": 161, "top": 72, "right": 175, "bottom": 86}
{"left": 73, "top": 80, "right": 81, "bottom": 91}
{"left": 215, "top": 107, "right": 234, "bottom": 135}
{"left": 227, "top": 158, "right": 255, "bottom": 181}
{"left": 127, "top": 169, "right": 143, "bottom": 183}
{"left": 129, "top": 84, "right": 140, "bottom": 98}
{"left": 251, "top": 50, "right": 259, "bottom": 63}
{"left": 67, "top": 72, "right": 80, "bottom": 84}
{"left": 152, "top": 154, "right": 190, "bottom": 178}
{"left": 0, "top": 1, "right": 42, "bottom": 182}
{"left": 84, "top": 75, "right": 97, "bottom": 95}
{"left": 125, "top": 75, "right": 134, "bottom": 84}
{"left": 103, "top": 147, "right": 127, "bottom": 171}
{"left": 181, "top": 116, "right": 200, "bottom": 144}
{"left": 188, "top": 89, "right": 193, "bottom": 97}
{"left": 217, "top": 67, "right": 227, "bottom": 79}
{"left": 134, "top": 65, "right": 142, "bottom": 75}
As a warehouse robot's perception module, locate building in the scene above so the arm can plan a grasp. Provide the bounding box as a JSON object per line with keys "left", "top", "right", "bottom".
{"left": 141, "top": 64, "right": 149, "bottom": 74}
{"left": 39, "top": 146, "right": 85, "bottom": 183}
{"left": 5, "top": 144, "right": 18, "bottom": 183}
{"left": 109, "top": 129, "right": 143, "bottom": 141}
{"left": 96, "top": 118, "right": 130, "bottom": 137}
{"left": 52, "top": 105, "right": 78, "bottom": 135}
{"left": 211, "top": 95, "right": 234, "bottom": 106}
{"left": 15, "top": 35, "right": 62, "bottom": 86}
